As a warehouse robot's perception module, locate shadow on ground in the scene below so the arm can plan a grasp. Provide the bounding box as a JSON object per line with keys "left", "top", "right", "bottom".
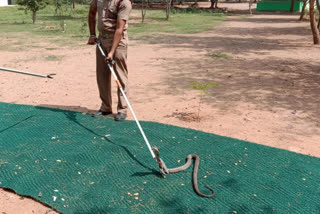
{"left": 132, "top": 14, "right": 320, "bottom": 124}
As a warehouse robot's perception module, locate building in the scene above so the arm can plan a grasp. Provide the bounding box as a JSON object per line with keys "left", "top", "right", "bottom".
{"left": 0, "top": 0, "right": 13, "bottom": 6}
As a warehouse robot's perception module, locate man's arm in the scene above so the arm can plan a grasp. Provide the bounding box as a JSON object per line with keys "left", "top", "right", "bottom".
{"left": 106, "top": 19, "right": 126, "bottom": 60}
{"left": 87, "top": 6, "right": 97, "bottom": 45}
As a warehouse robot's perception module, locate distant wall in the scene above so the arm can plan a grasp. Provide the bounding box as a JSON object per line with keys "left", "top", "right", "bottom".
{"left": 0, "top": 0, "right": 8, "bottom": 6}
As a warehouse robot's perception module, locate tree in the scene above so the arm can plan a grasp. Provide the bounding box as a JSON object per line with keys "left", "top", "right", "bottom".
{"left": 289, "top": 0, "right": 295, "bottom": 12}
{"left": 210, "top": 0, "right": 218, "bottom": 9}
{"left": 17, "top": 0, "right": 48, "bottom": 24}
{"left": 189, "top": 82, "right": 219, "bottom": 122}
{"left": 316, "top": 0, "right": 320, "bottom": 30}
{"left": 299, "top": 0, "right": 309, "bottom": 20}
{"left": 166, "top": 0, "right": 173, "bottom": 20}
{"left": 309, "top": 0, "right": 320, "bottom": 44}
{"left": 141, "top": 0, "right": 148, "bottom": 24}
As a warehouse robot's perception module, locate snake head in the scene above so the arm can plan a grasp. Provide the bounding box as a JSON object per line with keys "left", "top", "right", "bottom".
{"left": 152, "top": 146, "right": 160, "bottom": 158}
{"left": 152, "top": 147, "right": 169, "bottom": 175}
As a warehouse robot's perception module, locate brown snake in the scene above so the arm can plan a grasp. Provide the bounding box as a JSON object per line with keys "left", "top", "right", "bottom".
{"left": 152, "top": 147, "right": 215, "bottom": 198}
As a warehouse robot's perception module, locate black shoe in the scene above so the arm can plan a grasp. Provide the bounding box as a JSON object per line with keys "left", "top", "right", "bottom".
{"left": 114, "top": 112, "right": 127, "bottom": 121}
{"left": 92, "top": 110, "right": 112, "bottom": 117}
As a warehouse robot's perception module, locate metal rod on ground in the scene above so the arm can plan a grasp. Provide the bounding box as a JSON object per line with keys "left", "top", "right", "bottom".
{"left": 0, "top": 67, "right": 55, "bottom": 79}
{"left": 97, "top": 41, "right": 156, "bottom": 159}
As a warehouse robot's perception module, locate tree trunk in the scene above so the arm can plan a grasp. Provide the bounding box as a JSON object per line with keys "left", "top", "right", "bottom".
{"left": 289, "top": 0, "right": 295, "bottom": 12}
{"left": 141, "top": 10, "right": 146, "bottom": 24}
{"left": 32, "top": 11, "right": 36, "bottom": 24}
{"left": 210, "top": 0, "right": 218, "bottom": 8}
{"left": 141, "top": 0, "right": 147, "bottom": 24}
{"left": 316, "top": 0, "right": 320, "bottom": 31}
{"left": 166, "top": 0, "right": 172, "bottom": 20}
{"left": 249, "top": 0, "right": 254, "bottom": 14}
{"left": 309, "top": 0, "right": 320, "bottom": 44}
{"left": 73, "top": 0, "right": 75, "bottom": 9}
{"left": 299, "top": 0, "right": 308, "bottom": 20}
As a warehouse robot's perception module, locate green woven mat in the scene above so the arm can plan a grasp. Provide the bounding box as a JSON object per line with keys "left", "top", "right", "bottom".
{"left": 0, "top": 102, "right": 319, "bottom": 213}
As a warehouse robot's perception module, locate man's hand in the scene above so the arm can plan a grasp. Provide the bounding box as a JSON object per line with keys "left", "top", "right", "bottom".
{"left": 105, "top": 51, "right": 114, "bottom": 62}
{"left": 87, "top": 36, "right": 97, "bottom": 45}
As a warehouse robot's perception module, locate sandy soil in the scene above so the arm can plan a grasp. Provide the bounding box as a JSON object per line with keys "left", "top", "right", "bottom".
{"left": 0, "top": 2, "right": 319, "bottom": 213}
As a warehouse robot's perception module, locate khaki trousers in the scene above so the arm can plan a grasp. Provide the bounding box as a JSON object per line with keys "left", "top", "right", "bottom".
{"left": 96, "top": 38, "right": 128, "bottom": 114}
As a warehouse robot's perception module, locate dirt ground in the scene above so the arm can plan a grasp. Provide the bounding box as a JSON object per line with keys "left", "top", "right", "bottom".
{"left": 0, "top": 2, "right": 320, "bottom": 213}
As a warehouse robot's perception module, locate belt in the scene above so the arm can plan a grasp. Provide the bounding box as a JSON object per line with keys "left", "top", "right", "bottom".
{"left": 99, "top": 32, "right": 114, "bottom": 39}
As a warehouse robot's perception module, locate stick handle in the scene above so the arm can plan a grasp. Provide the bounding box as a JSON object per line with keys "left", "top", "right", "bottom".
{"left": 97, "top": 41, "right": 156, "bottom": 159}
{"left": 0, "top": 67, "right": 49, "bottom": 78}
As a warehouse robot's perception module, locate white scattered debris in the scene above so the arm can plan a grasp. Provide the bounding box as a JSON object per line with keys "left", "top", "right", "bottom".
{"left": 53, "top": 196, "right": 57, "bottom": 201}
{"left": 105, "top": 134, "right": 111, "bottom": 138}
{"left": 51, "top": 137, "right": 56, "bottom": 140}
{"left": 61, "top": 198, "right": 65, "bottom": 201}
{"left": 54, "top": 190, "right": 59, "bottom": 192}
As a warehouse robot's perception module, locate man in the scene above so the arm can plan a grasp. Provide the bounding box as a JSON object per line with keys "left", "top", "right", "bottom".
{"left": 87, "top": 0, "right": 132, "bottom": 121}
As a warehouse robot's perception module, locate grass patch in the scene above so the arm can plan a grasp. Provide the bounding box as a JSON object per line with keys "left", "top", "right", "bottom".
{"left": 129, "top": 9, "right": 226, "bottom": 36}
{"left": 238, "top": 14, "right": 253, "bottom": 18}
{"left": 45, "top": 55, "right": 63, "bottom": 61}
{"left": 0, "top": 5, "right": 226, "bottom": 49}
{"left": 0, "top": 5, "right": 90, "bottom": 48}
{"left": 45, "top": 47, "right": 58, "bottom": 50}
{"left": 209, "top": 52, "right": 230, "bottom": 59}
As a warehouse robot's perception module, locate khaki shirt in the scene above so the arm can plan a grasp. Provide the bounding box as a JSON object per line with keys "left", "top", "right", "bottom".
{"left": 90, "top": 0, "right": 132, "bottom": 45}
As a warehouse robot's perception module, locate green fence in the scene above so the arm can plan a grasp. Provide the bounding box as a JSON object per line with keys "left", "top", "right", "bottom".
{"left": 257, "top": 0, "right": 304, "bottom": 11}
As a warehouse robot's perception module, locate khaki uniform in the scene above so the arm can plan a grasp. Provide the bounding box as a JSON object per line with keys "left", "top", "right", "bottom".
{"left": 90, "top": 0, "right": 132, "bottom": 114}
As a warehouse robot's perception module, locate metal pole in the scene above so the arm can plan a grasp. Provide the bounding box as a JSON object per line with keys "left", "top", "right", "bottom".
{"left": 0, "top": 67, "right": 55, "bottom": 78}
{"left": 97, "top": 41, "right": 156, "bottom": 159}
